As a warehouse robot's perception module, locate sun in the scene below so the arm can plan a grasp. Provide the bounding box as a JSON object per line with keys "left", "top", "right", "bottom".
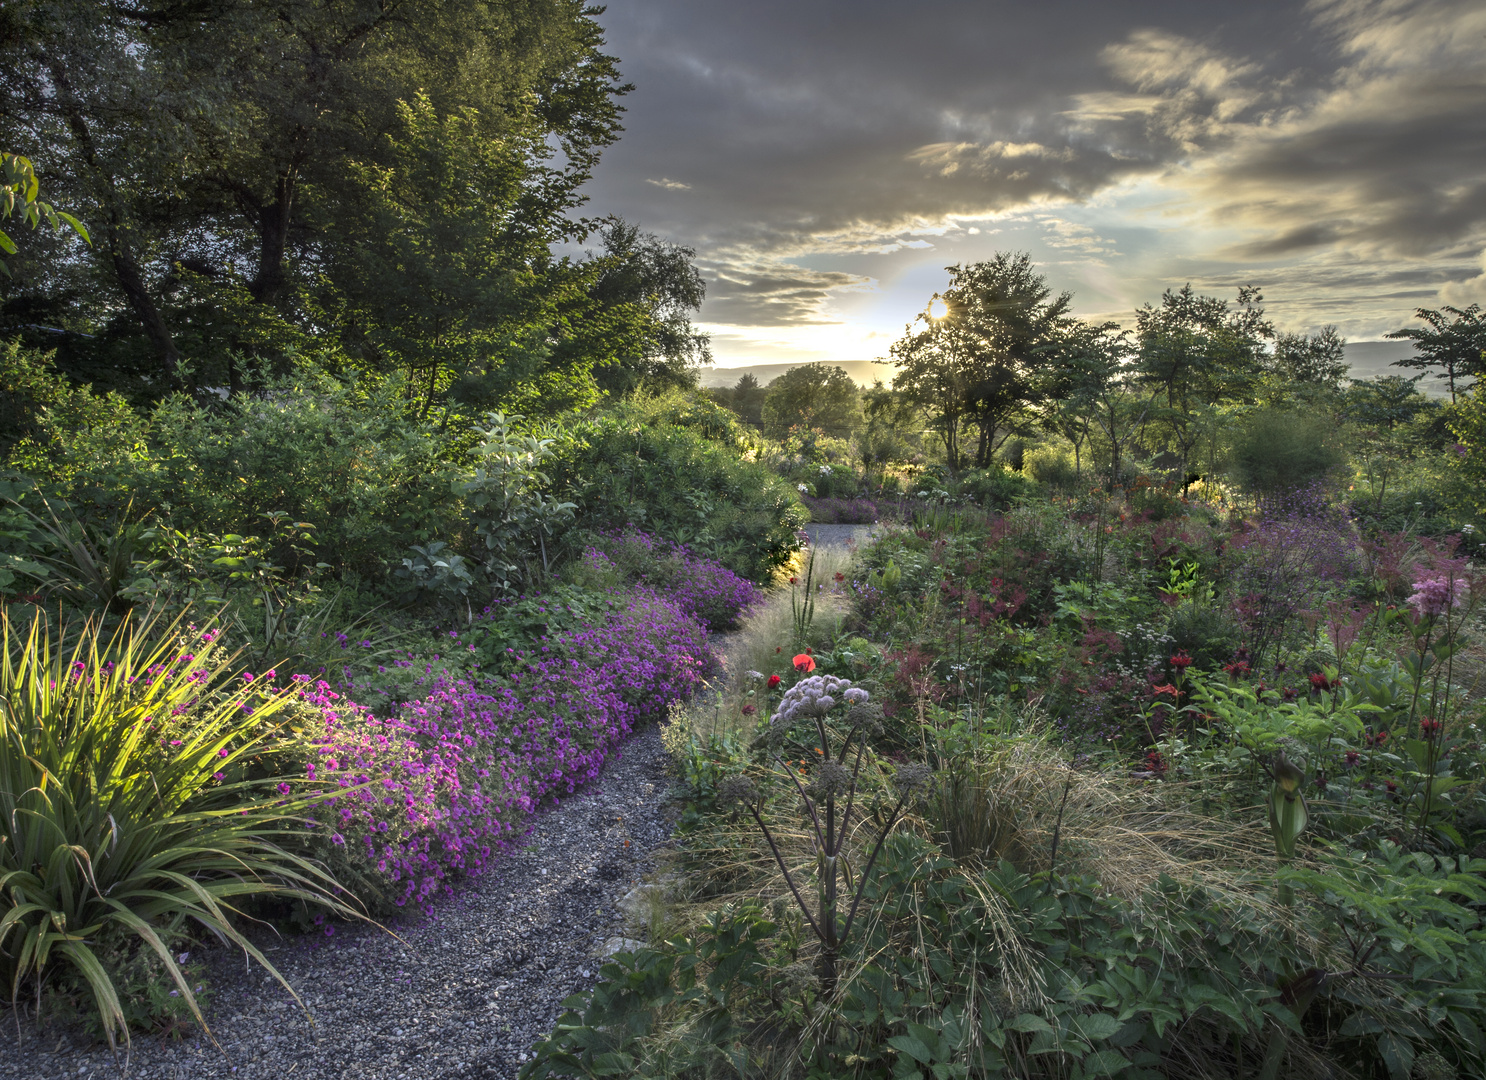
{"left": 928, "top": 297, "right": 949, "bottom": 320}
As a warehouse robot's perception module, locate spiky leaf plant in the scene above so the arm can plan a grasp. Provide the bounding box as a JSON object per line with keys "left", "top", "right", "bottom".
{"left": 0, "top": 608, "right": 363, "bottom": 1049}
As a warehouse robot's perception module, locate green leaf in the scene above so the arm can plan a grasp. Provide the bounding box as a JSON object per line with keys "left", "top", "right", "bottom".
{"left": 1377, "top": 1033, "right": 1414, "bottom": 1080}
{"left": 1071, "top": 1013, "right": 1123, "bottom": 1043}
{"left": 1010, "top": 1013, "right": 1055, "bottom": 1035}
{"left": 1080, "top": 1048, "right": 1132, "bottom": 1077}
{"left": 888, "top": 1033, "right": 935, "bottom": 1064}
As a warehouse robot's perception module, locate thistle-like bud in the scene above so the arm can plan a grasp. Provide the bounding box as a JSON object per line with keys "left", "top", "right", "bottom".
{"left": 718, "top": 774, "right": 759, "bottom": 806}
{"left": 893, "top": 762, "right": 933, "bottom": 795}
{"left": 846, "top": 700, "right": 884, "bottom": 733}
{"left": 806, "top": 760, "right": 853, "bottom": 801}
{"left": 816, "top": 695, "right": 835, "bottom": 713}
{"left": 843, "top": 687, "right": 870, "bottom": 705}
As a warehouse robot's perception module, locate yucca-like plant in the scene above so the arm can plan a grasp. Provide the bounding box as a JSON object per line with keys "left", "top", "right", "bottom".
{"left": 0, "top": 607, "right": 363, "bottom": 1049}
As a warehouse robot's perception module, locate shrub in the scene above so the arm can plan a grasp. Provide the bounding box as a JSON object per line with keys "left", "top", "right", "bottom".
{"left": 551, "top": 414, "right": 805, "bottom": 580}
{"left": 1022, "top": 444, "right": 1080, "bottom": 489}
{"left": 956, "top": 467, "right": 1037, "bottom": 510}
{"left": 0, "top": 611, "right": 359, "bottom": 1047}
{"left": 1228, "top": 407, "right": 1346, "bottom": 499}
{"left": 455, "top": 412, "right": 575, "bottom": 593}
{"left": 10, "top": 366, "right": 458, "bottom": 578}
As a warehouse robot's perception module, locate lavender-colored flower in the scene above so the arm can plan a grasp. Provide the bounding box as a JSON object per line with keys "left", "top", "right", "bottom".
{"left": 1408, "top": 575, "right": 1464, "bottom": 618}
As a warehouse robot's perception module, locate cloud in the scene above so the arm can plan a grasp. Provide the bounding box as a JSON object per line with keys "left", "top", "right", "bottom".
{"left": 580, "top": 0, "right": 1486, "bottom": 348}
{"left": 1066, "top": 2, "right": 1486, "bottom": 262}
{"left": 699, "top": 259, "right": 875, "bottom": 327}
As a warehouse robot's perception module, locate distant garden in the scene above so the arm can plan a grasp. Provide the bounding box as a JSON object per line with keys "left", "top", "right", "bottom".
{"left": 6, "top": 3, "right": 1486, "bottom": 1077}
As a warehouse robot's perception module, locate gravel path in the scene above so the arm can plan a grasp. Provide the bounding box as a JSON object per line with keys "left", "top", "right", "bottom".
{"left": 804, "top": 523, "right": 879, "bottom": 550}
{"left": 3, "top": 725, "right": 677, "bottom": 1080}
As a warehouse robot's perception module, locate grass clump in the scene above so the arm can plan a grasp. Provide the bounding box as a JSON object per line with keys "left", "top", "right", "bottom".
{"left": 0, "top": 609, "right": 363, "bottom": 1049}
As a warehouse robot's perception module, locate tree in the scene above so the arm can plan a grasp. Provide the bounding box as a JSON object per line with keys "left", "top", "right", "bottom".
{"left": 327, "top": 94, "right": 598, "bottom": 420}
{"left": 1134, "top": 284, "right": 1272, "bottom": 474}
{"left": 0, "top": 0, "right": 628, "bottom": 393}
{"left": 1264, "top": 326, "right": 1349, "bottom": 401}
{"left": 587, "top": 220, "right": 710, "bottom": 397}
{"left": 721, "top": 372, "right": 767, "bottom": 427}
{"left": 1387, "top": 304, "right": 1486, "bottom": 404}
{"left": 1343, "top": 374, "right": 1432, "bottom": 512}
{"left": 760, "top": 364, "right": 862, "bottom": 440}
{"left": 1043, "top": 321, "right": 1152, "bottom": 486}
{"left": 890, "top": 253, "right": 1074, "bottom": 470}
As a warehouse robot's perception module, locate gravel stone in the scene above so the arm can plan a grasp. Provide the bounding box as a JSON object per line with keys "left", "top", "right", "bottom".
{"left": 1, "top": 725, "right": 678, "bottom": 1080}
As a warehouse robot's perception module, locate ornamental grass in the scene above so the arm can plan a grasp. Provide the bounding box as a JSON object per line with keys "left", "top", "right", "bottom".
{"left": 0, "top": 609, "right": 363, "bottom": 1051}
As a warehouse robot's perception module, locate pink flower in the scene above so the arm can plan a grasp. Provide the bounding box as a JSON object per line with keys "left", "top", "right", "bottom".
{"left": 1408, "top": 575, "right": 1464, "bottom": 618}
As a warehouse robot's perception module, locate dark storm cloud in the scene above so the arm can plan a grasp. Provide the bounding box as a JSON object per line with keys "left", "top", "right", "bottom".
{"left": 586, "top": 0, "right": 1486, "bottom": 331}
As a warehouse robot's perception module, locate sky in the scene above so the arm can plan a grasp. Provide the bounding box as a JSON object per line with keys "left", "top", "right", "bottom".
{"left": 574, "top": 0, "right": 1486, "bottom": 378}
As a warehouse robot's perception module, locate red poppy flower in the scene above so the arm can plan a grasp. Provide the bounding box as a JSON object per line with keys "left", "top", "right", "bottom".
{"left": 768, "top": 674, "right": 781, "bottom": 688}
{"left": 789, "top": 577, "right": 798, "bottom": 585}
{"left": 1421, "top": 717, "right": 1442, "bottom": 736}
{"left": 793, "top": 654, "right": 816, "bottom": 672}
{"left": 741, "top": 704, "right": 756, "bottom": 716}
{"left": 834, "top": 572, "right": 845, "bottom": 582}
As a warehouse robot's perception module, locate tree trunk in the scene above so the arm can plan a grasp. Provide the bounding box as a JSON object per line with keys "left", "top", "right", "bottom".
{"left": 46, "top": 55, "right": 183, "bottom": 388}
{"left": 249, "top": 169, "right": 297, "bottom": 305}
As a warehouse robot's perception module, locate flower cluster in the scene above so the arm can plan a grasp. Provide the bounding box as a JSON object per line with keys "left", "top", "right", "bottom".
{"left": 303, "top": 590, "right": 713, "bottom": 908}
{"left": 1408, "top": 574, "right": 1465, "bottom": 618}
{"left": 585, "top": 530, "right": 761, "bottom": 631}
{"left": 769, "top": 674, "right": 862, "bottom": 727}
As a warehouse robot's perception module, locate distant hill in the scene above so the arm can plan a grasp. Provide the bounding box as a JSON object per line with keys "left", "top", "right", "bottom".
{"left": 697, "top": 341, "right": 1437, "bottom": 393}
{"left": 697, "top": 361, "right": 891, "bottom": 388}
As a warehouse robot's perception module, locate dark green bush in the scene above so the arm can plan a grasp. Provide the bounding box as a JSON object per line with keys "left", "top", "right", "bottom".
{"left": 551, "top": 415, "right": 805, "bottom": 580}
{"left": 956, "top": 467, "right": 1037, "bottom": 510}
{"left": 1228, "top": 408, "right": 1346, "bottom": 498}
{"left": 6, "top": 365, "right": 459, "bottom": 578}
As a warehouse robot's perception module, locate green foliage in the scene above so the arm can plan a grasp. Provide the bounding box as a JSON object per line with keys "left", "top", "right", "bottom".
{"left": 1387, "top": 304, "right": 1486, "bottom": 403}
{"left": 527, "top": 827, "right": 1486, "bottom": 1079}
{"left": 760, "top": 364, "right": 863, "bottom": 440}
{"left": 587, "top": 221, "right": 711, "bottom": 396}
{"left": 0, "top": 151, "right": 89, "bottom": 277}
{"left": 13, "top": 367, "right": 458, "bottom": 578}
{"left": 1, "top": 0, "right": 627, "bottom": 389}
{"left": 956, "top": 467, "right": 1038, "bottom": 510}
{"left": 552, "top": 414, "right": 805, "bottom": 581}
{"left": 455, "top": 412, "right": 576, "bottom": 593}
{"left": 391, "top": 541, "right": 476, "bottom": 607}
{"left": 1227, "top": 408, "right": 1346, "bottom": 498}
{"left": 891, "top": 253, "right": 1076, "bottom": 470}
{"left": 0, "top": 610, "right": 361, "bottom": 1048}
{"left": 332, "top": 94, "right": 603, "bottom": 417}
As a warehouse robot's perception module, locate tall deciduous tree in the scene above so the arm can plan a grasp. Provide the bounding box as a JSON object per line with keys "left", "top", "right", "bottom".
{"left": 1387, "top": 304, "right": 1486, "bottom": 404}
{"left": 1041, "top": 321, "right": 1151, "bottom": 485}
{"left": 760, "top": 364, "right": 861, "bottom": 439}
{"left": 0, "top": 0, "right": 628, "bottom": 394}
{"left": 891, "top": 253, "right": 1074, "bottom": 470}
{"left": 1134, "top": 284, "right": 1272, "bottom": 474}
{"left": 586, "top": 220, "right": 710, "bottom": 396}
